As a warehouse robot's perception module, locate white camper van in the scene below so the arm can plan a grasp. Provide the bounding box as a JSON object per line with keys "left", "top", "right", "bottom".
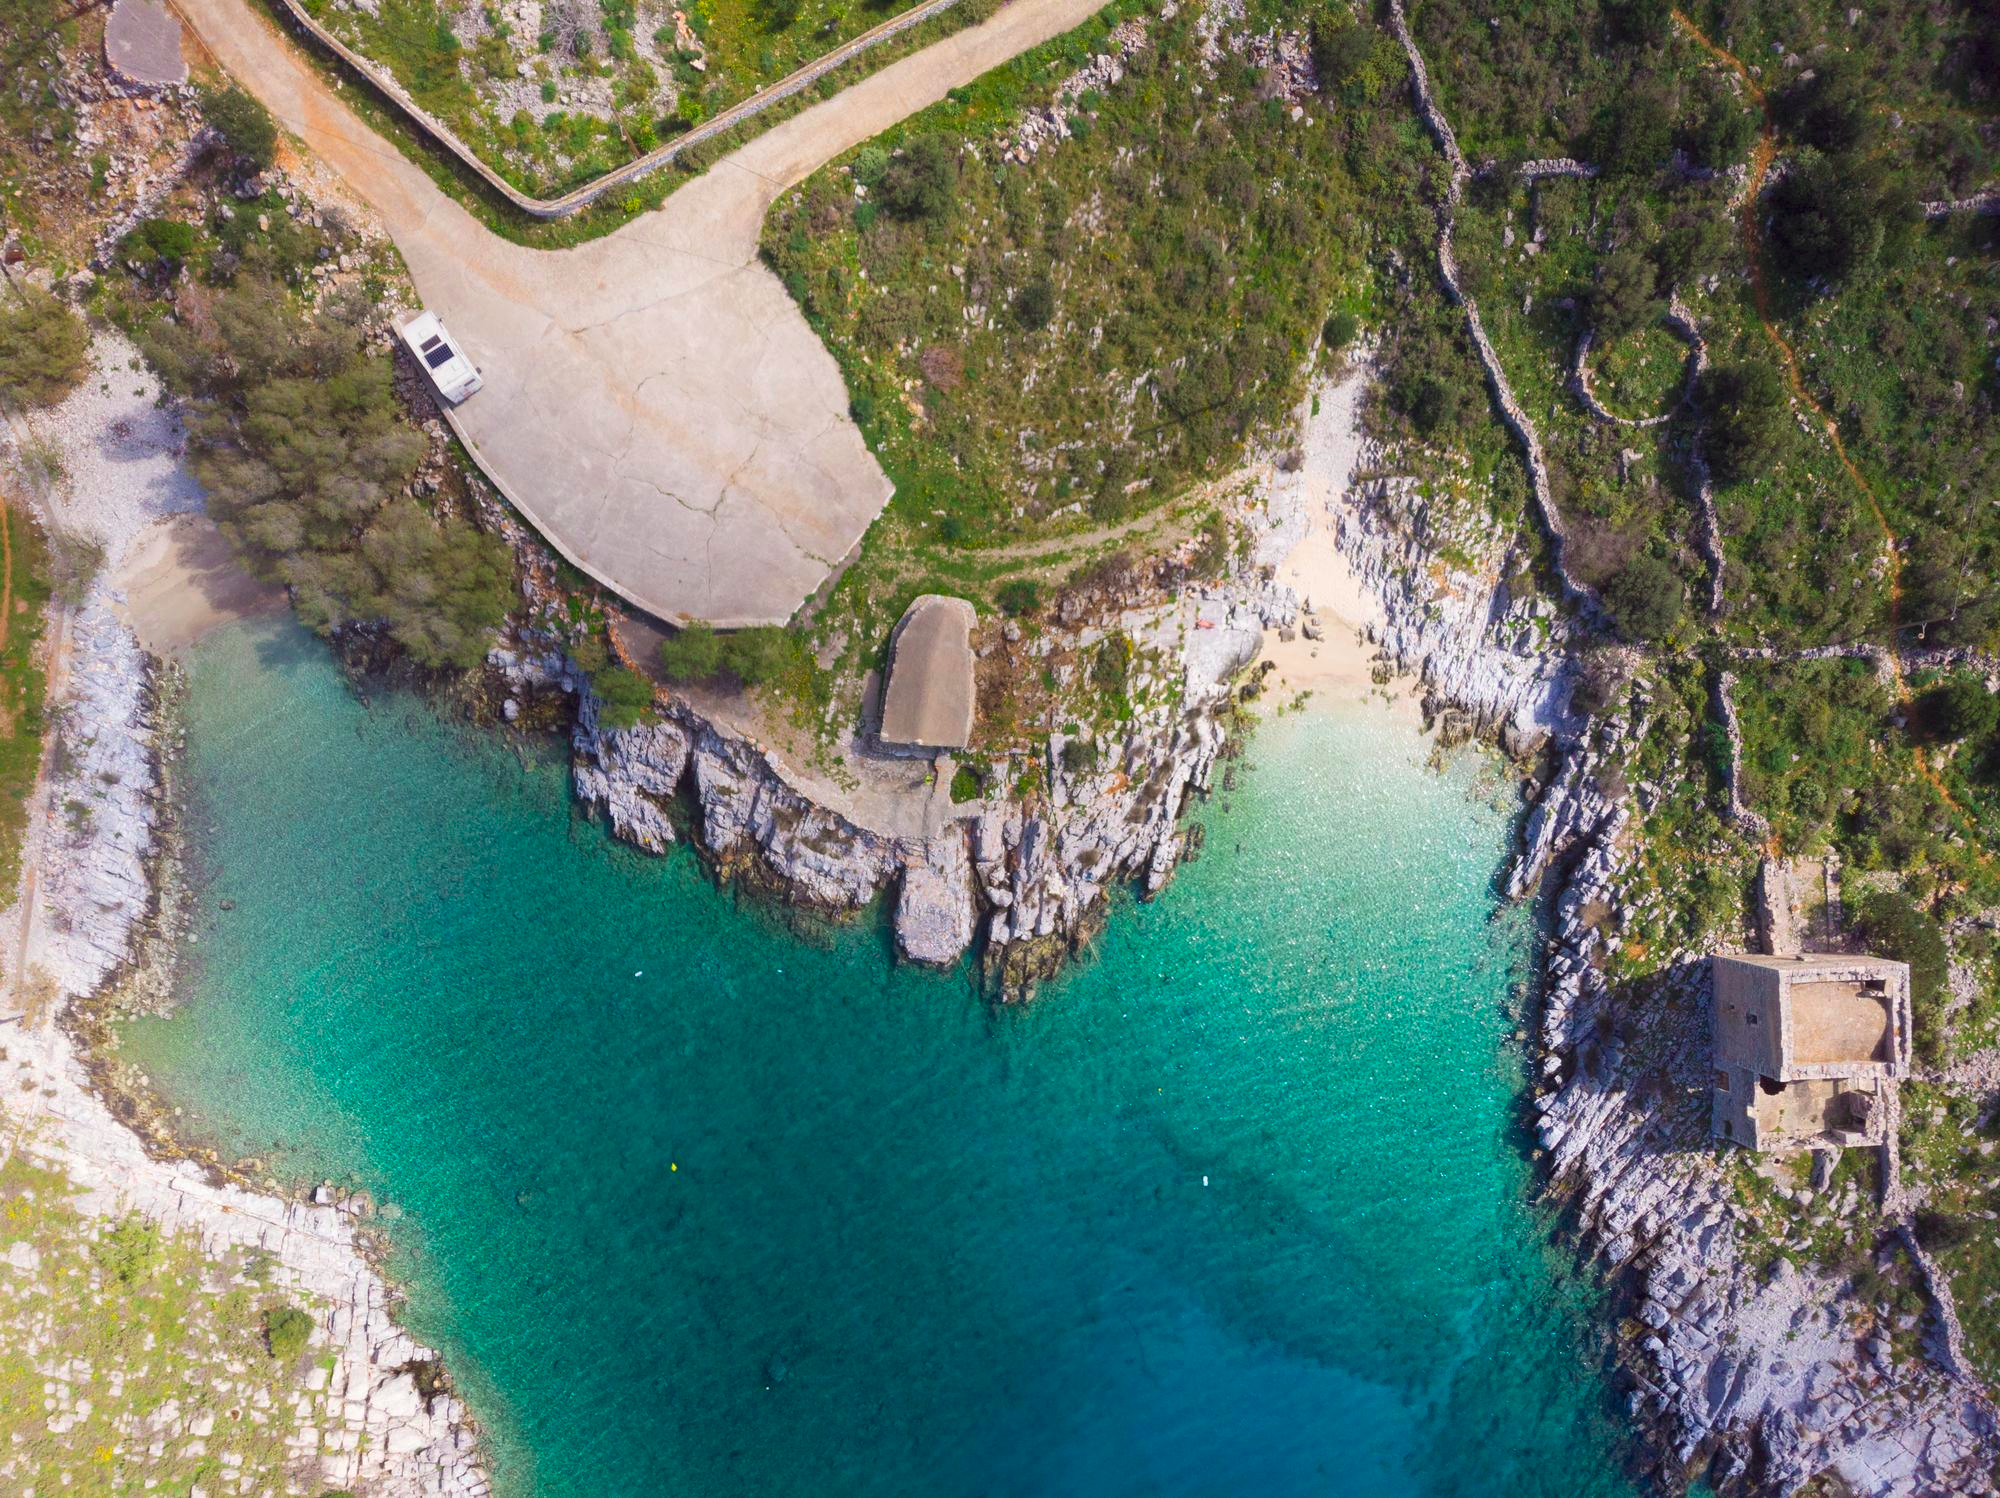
{"left": 397, "top": 312, "right": 483, "bottom": 404}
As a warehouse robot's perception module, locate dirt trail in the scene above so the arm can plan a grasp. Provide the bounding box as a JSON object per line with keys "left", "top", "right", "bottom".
{"left": 1672, "top": 10, "right": 1900, "bottom": 591}
{"left": 1672, "top": 11, "right": 1996, "bottom": 865}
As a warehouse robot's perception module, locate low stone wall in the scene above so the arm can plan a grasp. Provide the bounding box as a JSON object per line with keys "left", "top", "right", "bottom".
{"left": 1385, "top": 0, "right": 1598, "bottom": 619}
{"left": 1923, "top": 187, "right": 2000, "bottom": 220}
{"left": 254, "top": 0, "right": 972, "bottom": 218}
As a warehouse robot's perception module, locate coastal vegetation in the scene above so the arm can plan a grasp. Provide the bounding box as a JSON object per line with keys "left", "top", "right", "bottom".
{"left": 138, "top": 277, "right": 515, "bottom": 671}
{"left": 289, "top": 0, "right": 959, "bottom": 199}
{"left": 0, "top": 500, "right": 54, "bottom": 899}
{"left": 757, "top": 0, "right": 1428, "bottom": 764}
{"left": 0, "top": 288, "right": 90, "bottom": 409}
{"left": 0, "top": 1153, "right": 341, "bottom": 1492}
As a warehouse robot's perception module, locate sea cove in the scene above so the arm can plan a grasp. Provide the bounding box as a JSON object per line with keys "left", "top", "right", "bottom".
{"left": 123, "top": 618, "right": 1635, "bottom": 1497}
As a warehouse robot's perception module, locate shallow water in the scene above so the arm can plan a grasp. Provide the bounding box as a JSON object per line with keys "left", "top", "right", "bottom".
{"left": 124, "top": 617, "right": 1637, "bottom": 1497}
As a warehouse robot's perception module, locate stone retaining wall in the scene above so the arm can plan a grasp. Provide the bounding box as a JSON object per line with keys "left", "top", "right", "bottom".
{"left": 1385, "top": 0, "right": 1598, "bottom": 618}
{"left": 250, "top": 0, "right": 971, "bottom": 218}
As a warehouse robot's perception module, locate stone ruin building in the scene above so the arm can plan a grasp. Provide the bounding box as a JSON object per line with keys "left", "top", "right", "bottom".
{"left": 1711, "top": 952, "right": 1912, "bottom": 1152}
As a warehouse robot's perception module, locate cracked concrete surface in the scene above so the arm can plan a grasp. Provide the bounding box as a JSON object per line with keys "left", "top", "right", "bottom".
{"left": 173, "top": 0, "right": 1109, "bottom": 624}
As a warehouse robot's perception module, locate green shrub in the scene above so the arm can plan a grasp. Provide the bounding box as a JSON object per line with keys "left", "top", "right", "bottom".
{"left": 125, "top": 217, "right": 197, "bottom": 266}
{"left": 1091, "top": 632, "right": 1132, "bottom": 698}
{"left": 657, "top": 622, "right": 794, "bottom": 687}
{"left": 1592, "top": 82, "right": 1673, "bottom": 176}
{"left": 1321, "top": 310, "right": 1359, "bottom": 351}
{"left": 1396, "top": 373, "right": 1458, "bottom": 435}
{"left": 1777, "top": 57, "right": 1873, "bottom": 155}
{"left": 1590, "top": 246, "right": 1659, "bottom": 340}
{"left": 1059, "top": 735, "right": 1098, "bottom": 774}
{"left": 200, "top": 83, "right": 278, "bottom": 171}
{"left": 1768, "top": 150, "right": 1919, "bottom": 286}
{"left": 1684, "top": 71, "right": 1756, "bottom": 171}
{"left": 1920, "top": 674, "right": 2000, "bottom": 743}
{"left": 1310, "top": 15, "right": 1373, "bottom": 89}
{"left": 879, "top": 134, "right": 957, "bottom": 221}
{"left": 852, "top": 145, "right": 890, "bottom": 186}
{"left": 996, "top": 578, "right": 1041, "bottom": 616}
{"left": 1604, "top": 552, "right": 1684, "bottom": 641}
{"left": 1697, "top": 360, "right": 1787, "bottom": 485}
{"left": 658, "top": 621, "right": 724, "bottom": 680}
{"left": 949, "top": 763, "right": 981, "bottom": 802}
{"left": 1013, "top": 278, "right": 1055, "bottom": 331}
{"left": 0, "top": 288, "right": 89, "bottom": 409}
{"left": 92, "top": 1216, "right": 160, "bottom": 1285}
{"left": 264, "top": 1304, "right": 314, "bottom": 1362}
{"left": 591, "top": 665, "right": 654, "bottom": 729}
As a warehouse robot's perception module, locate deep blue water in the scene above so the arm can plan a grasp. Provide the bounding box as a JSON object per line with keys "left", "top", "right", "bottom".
{"left": 124, "top": 618, "right": 1637, "bottom": 1497}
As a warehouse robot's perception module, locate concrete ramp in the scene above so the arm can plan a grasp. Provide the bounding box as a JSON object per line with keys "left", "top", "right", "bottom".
{"left": 174, "top": 0, "right": 1107, "bottom": 625}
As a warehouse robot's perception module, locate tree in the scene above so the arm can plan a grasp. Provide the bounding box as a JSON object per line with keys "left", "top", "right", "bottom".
{"left": 264, "top": 1305, "right": 314, "bottom": 1362}
{"left": 1684, "top": 73, "right": 1757, "bottom": 171}
{"left": 996, "top": 578, "right": 1041, "bottom": 616}
{"left": 720, "top": 626, "right": 794, "bottom": 687}
{"left": 0, "top": 288, "right": 89, "bottom": 408}
{"left": 142, "top": 276, "right": 510, "bottom": 670}
{"left": 1593, "top": 84, "right": 1674, "bottom": 177}
{"left": 123, "top": 217, "right": 197, "bottom": 268}
{"left": 1778, "top": 57, "right": 1873, "bottom": 155}
{"left": 880, "top": 135, "right": 958, "bottom": 221}
{"left": 1697, "top": 360, "right": 1787, "bottom": 485}
{"left": 1310, "top": 16, "right": 1373, "bottom": 89}
{"left": 200, "top": 84, "right": 279, "bottom": 171}
{"left": 656, "top": 622, "right": 793, "bottom": 687}
{"left": 592, "top": 665, "right": 654, "bottom": 729}
{"left": 1606, "top": 0, "right": 1672, "bottom": 45}
{"left": 1321, "top": 309, "right": 1359, "bottom": 350}
{"left": 658, "top": 621, "right": 724, "bottom": 680}
{"left": 1650, "top": 203, "right": 1731, "bottom": 291}
{"left": 1590, "top": 246, "right": 1660, "bottom": 339}
{"left": 1768, "top": 150, "right": 1918, "bottom": 286}
{"left": 1013, "top": 278, "right": 1054, "bottom": 331}
{"left": 1920, "top": 674, "right": 2000, "bottom": 743}
{"left": 1395, "top": 373, "right": 1457, "bottom": 435}
{"left": 1604, "top": 551, "right": 1684, "bottom": 641}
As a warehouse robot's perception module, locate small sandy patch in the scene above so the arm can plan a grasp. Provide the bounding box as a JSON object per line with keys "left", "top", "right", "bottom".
{"left": 111, "top": 514, "right": 285, "bottom": 656}
{"left": 1259, "top": 372, "right": 1415, "bottom": 717}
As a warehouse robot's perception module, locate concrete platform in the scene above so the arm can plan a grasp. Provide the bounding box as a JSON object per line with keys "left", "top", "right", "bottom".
{"left": 174, "top": 0, "right": 1109, "bottom": 625}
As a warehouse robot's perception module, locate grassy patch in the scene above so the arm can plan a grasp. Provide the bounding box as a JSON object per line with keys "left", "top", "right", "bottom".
{"left": 0, "top": 503, "right": 53, "bottom": 901}
{"left": 0, "top": 1152, "right": 338, "bottom": 1491}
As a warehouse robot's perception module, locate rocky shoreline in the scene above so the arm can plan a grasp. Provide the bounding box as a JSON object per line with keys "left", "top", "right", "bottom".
{"left": 1334, "top": 438, "right": 1997, "bottom": 1489}
{"left": 17, "top": 325, "right": 1996, "bottom": 1494}
{"left": 1, "top": 334, "right": 490, "bottom": 1497}
{"left": 520, "top": 572, "right": 1288, "bottom": 994}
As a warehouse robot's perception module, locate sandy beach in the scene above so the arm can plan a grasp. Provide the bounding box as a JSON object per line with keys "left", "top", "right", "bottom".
{"left": 1256, "top": 370, "right": 1416, "bottom": 716}
{"left": 111, "top": 512, "right": 285, "bottom": 656}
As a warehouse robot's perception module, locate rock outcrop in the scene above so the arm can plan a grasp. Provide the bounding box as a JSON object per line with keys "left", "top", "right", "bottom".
{"left": 552, "top": 585, "right": 1278, "bottom": 991}
{"left": 1526, "top": 704, "right": 1997, "bottom": 1495}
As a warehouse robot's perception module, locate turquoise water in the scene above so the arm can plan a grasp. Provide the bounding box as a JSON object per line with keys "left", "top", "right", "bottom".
{"left": 125, "top": 618, "right": 1637, "bottom": 1498}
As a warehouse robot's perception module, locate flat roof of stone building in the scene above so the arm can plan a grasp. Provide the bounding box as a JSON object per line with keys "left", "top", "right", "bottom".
{"left": 1716, "top": 952, "right": 1907, "bottom": 975}
{"left": 879, "top": 596, "right": 976, "bottom": 752}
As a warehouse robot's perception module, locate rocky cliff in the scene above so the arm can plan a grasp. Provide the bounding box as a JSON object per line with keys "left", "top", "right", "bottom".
{"left": 539, "top": 578, "right": 1286, "bottom": 993}
{"left": 1318, "top": 417, "right": 1996, "bottom": 1492}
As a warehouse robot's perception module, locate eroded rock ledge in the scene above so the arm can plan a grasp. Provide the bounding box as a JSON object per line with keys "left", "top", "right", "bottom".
{"left": 513, "top": 581, "right": 1287, "bottom": 994}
